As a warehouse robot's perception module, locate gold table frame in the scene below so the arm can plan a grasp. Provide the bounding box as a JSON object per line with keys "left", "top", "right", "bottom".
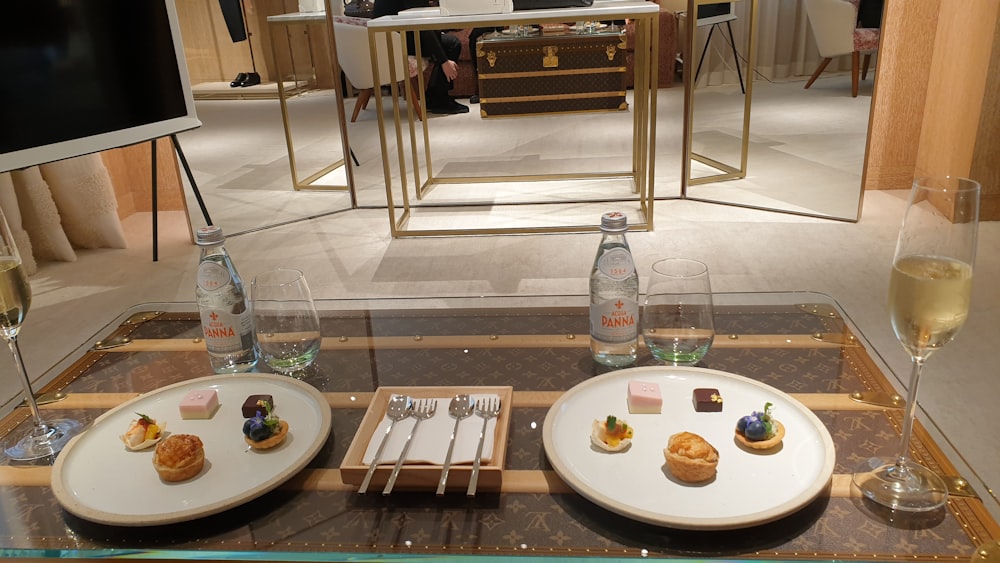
{"left": 266, "top": 9, "right": 357, "bottom": 198}
{"left": 681, "top": 0, "right": 757, "bottom": 189}
{"left": 366, "top": 1, "right": 661, "bottom": 237}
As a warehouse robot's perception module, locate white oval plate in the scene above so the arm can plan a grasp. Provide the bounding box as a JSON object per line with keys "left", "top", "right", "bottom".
{"left": 51, "top": 373, "right": 331, "bottom": 526}
{"left": 542, "top": 366, "right": 835, "bottom": 530}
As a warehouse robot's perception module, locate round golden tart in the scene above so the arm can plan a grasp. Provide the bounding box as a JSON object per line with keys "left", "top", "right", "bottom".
{"left": 663, "top": 431, "right": 719, "bottom": 483}
{"left": 152, "top": 434, "right": 205, "bottom": 482}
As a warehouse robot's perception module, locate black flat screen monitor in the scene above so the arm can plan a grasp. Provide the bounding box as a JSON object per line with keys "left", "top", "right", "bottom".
{"left": 697, "top": 2, "right": 736, "bottom": 26}
{"left": 0, "top": 0, "right": 200, "bottom": 173}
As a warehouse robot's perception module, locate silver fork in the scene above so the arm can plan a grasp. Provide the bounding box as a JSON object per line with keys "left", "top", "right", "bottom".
{"left": 466, "top": 397, "right": 501, "bottom": 497}
{"left": 383, "top": 398, "right": 438, "bottom": 495}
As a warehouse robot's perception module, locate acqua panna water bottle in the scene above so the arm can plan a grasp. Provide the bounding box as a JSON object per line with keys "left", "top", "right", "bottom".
{"left": 195, "top": 226, "right": 258, "bottom": 373}
{"left": 589, "top": 212, "right": 639, "bottom": 367}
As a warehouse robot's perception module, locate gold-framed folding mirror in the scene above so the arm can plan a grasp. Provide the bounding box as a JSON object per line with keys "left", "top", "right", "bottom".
{"left": 679, "top": 0, "right": 878, "bottom": 221}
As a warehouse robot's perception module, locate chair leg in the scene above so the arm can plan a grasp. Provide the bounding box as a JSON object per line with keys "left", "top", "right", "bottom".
{"left": 409, "top": 75, "right": 423, "bottom": 121}
{"left": 804, "top": 58, "right": 832, "bottom": 89}
{"left": 359, "top": 88, "right": 373, "bottom": 111}
{"left": 851, "top": 51, "right": 860, "bottom": 97}
{"left": 352, "top": 89, "right": 372, "bottom": 122}
{"left": 409, "top": 89, "right": 424, "bottom": 121}
{"left": 861, "top": 53, "right": 872, "bottom": 81}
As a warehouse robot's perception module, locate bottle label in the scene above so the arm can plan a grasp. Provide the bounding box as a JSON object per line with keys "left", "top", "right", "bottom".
{"left": 597, "top": 248, "right": 635, "bottom": 280}
{"left": 200, "top": 307, "right": 254, "bottom": 354}
{"left": 197, "top": 262, "right": 232, "bottom": 292}
{"left": 590, "top": 297, "right": 638, "bottom": 343}
{"left": 197, "top": 260, "right": 253, "bottom": 355}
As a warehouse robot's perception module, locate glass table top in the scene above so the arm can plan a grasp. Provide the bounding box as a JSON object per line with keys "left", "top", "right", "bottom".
{"left": 0, "top": 292, "right": 996, "bottom": 561}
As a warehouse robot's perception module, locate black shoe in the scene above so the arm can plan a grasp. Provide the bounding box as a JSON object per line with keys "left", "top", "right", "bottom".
{"left": 447, "top": 100, "right": 470, "bottom": 113}
{"left": 230, "top": 72, "right": 248, "bottom": 87}
{"left": 469, "top": 94, "right": 480, "bottom": 104}
{"left": 427, "top": 100, "right": 469, "bottom": 115}
{"left": 240, "top": 72, "right": 261, "bottom": 87}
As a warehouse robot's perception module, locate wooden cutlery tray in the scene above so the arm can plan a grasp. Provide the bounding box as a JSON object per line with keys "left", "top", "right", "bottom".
{"left": 340, "top": 386, "right": 514, "bottom": 492}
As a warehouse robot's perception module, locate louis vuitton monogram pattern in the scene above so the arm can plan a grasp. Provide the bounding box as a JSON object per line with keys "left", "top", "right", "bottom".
{"left": 478, "top": 32, "right": 627, "bottom": 116}
{"left": 0, "top": 303, "right": 994, "bottom": 560}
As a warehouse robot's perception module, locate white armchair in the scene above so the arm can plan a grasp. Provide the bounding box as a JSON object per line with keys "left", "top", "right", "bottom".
{"left": 803, "top": 0, "right": 881, "bottom": 97}
{"left": 332, "top": 16, "right": 425, "bottom": 122}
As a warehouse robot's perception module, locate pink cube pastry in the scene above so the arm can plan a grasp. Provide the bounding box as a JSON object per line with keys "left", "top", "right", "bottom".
{"left": 178, "top": 389, "right": 220, "bottom": 419}
{"left": 627, "top": 380, "right": 662, "bottom": 414}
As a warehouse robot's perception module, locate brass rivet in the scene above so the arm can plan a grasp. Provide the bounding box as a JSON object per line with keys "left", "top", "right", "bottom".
{"left": 728, "top": 334, "right": 738, "bottom": 340}
{"left": 489, "top": 335, "right": 498, "bottom": 340}
{"left": 566, "top": 334, "right": 575, "bottom": 340}
{"left": 339, "top": 336, "right": 348, "bottom": 342}
{"left": 813, "top": 333, "right": 823, "bottom": 339}
{"left": 413, "top": 335, "right": 423, "bottom": 341}
{"left": 193, "top": 337, "right": 203, "bottom": 343}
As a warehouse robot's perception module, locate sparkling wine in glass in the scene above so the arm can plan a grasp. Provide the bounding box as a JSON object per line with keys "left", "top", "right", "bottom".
{"left": 0, "top": 207, "right": 81, "bottom": 461}
{"left": 853, "top": 176, "right": 979, "bottom": 512}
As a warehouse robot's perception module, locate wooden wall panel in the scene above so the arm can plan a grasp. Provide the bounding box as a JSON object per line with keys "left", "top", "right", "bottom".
{"left": 177, "top": 0, "right": 226, "bottom": 83}
{"left": 176, "top": 0, "right": 278, "bottom": 84}
{"left": 866, "top": 0, "right": 1000, "bottom": 220}
{"left": 863, "top": 0, "right": 938, "bottom": 192}
{"left": 176, "top": 0, "right": 335, "bottom": 88}
{"left": 913, "top": 1, "right": 998, "bottom": 182}
{"left": 216, "top": 0, "right": 259, "bottom": 81}
{"left": 970, "top": 15, "right": 1000, "bottom": 220}
{"left": 258, "top": 0, "right": 335, "bottom": 89}
{"left": 101, "top": 139, "right": 188, "bottom": 220}
{"left": 310, "top": 22, "right": 336, "bottom": 89}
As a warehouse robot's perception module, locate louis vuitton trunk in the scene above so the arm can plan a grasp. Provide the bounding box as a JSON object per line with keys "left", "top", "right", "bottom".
{"left": 476, "top": 28, "right": 628, "bottom": 117}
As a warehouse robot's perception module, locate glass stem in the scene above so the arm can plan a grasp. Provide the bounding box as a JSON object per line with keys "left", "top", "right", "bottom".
{"left": 893, "top": 356, "right": 925, "bottom": 480}
{"left": 6, "top": 336, "right": 48, "bottom": 434}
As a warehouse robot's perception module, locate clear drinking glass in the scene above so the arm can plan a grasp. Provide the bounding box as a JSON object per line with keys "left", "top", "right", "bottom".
{"left": 853, "top": 176, "right": 980, "bottom": 512}
{"left": 251, "top": 268, "right": 322, "bottom": 374}
{"left": 0, "top": 207, "right": 81, "bottom": 460}
{"left": 641, "top": 258, "right": 715, "bottom": 366}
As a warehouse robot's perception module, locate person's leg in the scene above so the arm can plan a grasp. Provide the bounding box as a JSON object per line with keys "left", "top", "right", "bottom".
{"left": 418, "top": 31, "right": 450, "bottom": 109}
{"left": 467, "top": 27, "right": 494, "bottom": 103}
{"left": 857, "top": 0, "right": 883, "bottom": 28}
{"left": 441, "top": 32, "right": 462, "bottom": 64}
{"left": 424, "top": 32, "right": 468, "bottom": 113}
{"left": 424, "top": 67, "right": 455, "bottom": 111}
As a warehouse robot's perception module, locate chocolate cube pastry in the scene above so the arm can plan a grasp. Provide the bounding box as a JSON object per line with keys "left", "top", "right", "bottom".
{"left": 242, "top": 394, "right": 273, "bottom": 418}
{"left": 693, "top": 388, "right": 723, "bottom": 412}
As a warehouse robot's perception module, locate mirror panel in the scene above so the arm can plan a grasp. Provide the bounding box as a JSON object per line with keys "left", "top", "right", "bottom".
{"left": 683, "top": 0, "right": 873, "bottom": 221}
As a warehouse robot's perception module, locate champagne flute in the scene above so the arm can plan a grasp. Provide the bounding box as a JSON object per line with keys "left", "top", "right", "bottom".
{"left": 0, "top": 207, "right": 81, "bottom": 461}
{"left": 853, "top": 176, "right": 980, "bottom": 512}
